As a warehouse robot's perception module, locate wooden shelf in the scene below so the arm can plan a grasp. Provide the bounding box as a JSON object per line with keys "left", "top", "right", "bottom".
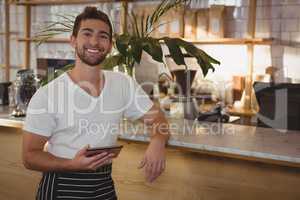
{"left": 17, "top": 37, "right": 274, "bottom": 45}
{"left": 184, "top": 38, "right": 274, "bottom": 45}
{"left": 11, "top": 0, "right": 131, "bottom": 6}
{"left": 0, "top": 31, "right": 19, "bottom": 35}
{"left": 18, "top": 37, "right": 70, "bottom": 43}
{"left": 0, "top": 63, "right": 24, "bottom": 68}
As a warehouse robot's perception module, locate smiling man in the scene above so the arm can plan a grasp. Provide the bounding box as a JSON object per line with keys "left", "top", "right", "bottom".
{"left": 22, "top": 7, "right": 169, "bottom": 200}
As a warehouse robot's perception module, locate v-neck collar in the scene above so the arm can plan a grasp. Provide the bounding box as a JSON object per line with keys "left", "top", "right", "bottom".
{"left": 65, "top": 71, "right": 107, "bottom": 100}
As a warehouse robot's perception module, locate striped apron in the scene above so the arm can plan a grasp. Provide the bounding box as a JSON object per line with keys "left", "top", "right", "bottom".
{"left": 36, "top": 164, "right": 117, "bottom": 200}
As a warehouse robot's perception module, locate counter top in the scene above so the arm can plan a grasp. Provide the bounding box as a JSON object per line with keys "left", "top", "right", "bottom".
{"left": 0, "top": 106, "right": 299, "bottom": 168}
{"left": 0, "top": 106, "right": 24, "bottom": 128}
{"left": 119, "top": 118, "right": 300, "bottom": 167}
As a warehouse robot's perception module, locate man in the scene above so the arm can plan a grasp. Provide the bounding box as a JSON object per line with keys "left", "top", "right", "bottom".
{"left": 23, "top": 7, "right": 169, "bottom": 200}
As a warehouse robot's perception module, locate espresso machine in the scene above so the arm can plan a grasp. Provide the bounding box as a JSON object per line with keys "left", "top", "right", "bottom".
{"left": 11, "top": 69, "right": 37, "bottom": 117}
{"left": 170, "top": 69, "right": 198, "bottom": 120}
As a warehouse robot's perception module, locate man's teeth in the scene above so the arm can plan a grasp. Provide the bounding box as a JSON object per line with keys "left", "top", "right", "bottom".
{"left": 87, "top": 49, "right": 100, "bottom": 53}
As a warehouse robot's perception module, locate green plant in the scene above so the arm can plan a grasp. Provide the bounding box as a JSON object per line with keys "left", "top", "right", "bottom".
{"left": 34, "top": 0, "right": 220, "bottom": 85}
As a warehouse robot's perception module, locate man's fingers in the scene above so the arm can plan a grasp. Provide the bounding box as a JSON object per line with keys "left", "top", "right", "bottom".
{"left": 155, "top": 160, "right": 161, "bottom": 174}
{"left": 139, "top": 156, "right": 166, "bottom": 183}
{"left": 158, "top": 159, "right": 165, "bottom": 174}
{"left": 145, "top": 161, "right": 154, "bottom": 181}
{"left": 151, "top": 162, "right": 160, "bottom": 182}
{"left": 146, "top": 160, "right": 165, "bottom": 183}
{"left": 155, "top": 160, "right": 164, "bottom": 178}
{"left": 90, "top": 153, "right": 114, "bottom": 169}
{"left": 103, "top": 158, "right": 112, "bottom": 165}
{"left": 88, "top": 152, "right": 108, "bottom": 162}
{"left": 138, "top": 157, "right": 146, "bottom": 169}
{"left": 85, "top": 152, "right": 109, "bottom": 167}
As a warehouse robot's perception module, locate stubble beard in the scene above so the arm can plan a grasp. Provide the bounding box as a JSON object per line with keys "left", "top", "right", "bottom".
{"left": 76, "top": 46, "right": 107, "bottom": 67}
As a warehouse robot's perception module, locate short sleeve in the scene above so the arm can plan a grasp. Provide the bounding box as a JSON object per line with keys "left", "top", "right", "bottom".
{"left": 123, "top": 77, "right": 154, "bottom": 121}
{"left": 23, "top": 88, "right": 57, "bottom": 137}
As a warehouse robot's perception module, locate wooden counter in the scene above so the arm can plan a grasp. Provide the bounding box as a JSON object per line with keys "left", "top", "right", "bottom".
{"left": 119, "top": 118, "right": 300, "bottom": 168}
{"left": 0, "top": 127, "right": 299, "bottom": 200}
{"left": 0, "top": 106, "right": 299, "bottom": 167}
{"left": 0, "top": 106, "right": 300, "bottom": 199}
{"left": 0, "top": 127, "right": 40, "bottom": 200}
{"left": 0, "top": 106, "right": 24, "bottom": 128}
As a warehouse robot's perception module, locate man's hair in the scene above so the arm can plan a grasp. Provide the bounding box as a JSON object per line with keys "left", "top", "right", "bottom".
{"left": 72, "top": 6, "right": 113, "bottom": 40}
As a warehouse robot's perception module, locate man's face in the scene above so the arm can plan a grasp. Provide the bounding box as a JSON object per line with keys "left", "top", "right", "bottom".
{"left": 71, "top": 19, "right": 112, "bottom": 66}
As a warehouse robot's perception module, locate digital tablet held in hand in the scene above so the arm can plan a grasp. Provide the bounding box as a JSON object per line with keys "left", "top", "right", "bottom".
{"left": 85, "top": 145, "right": 123, "bottom": 158}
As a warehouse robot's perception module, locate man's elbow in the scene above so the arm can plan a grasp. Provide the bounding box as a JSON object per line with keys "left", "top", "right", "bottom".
{"left": 22, "top": 152, "right": 34, "bottom": 170}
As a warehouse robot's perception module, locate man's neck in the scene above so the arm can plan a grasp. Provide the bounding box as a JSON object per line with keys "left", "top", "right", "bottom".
{"left": 71, "top": 60, "right": 102, "bottom": 84}
{"left": 68, "top": 60, "right": 104, "bottom": 97}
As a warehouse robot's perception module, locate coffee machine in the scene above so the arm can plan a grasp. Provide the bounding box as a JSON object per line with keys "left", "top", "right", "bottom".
{"left": 11, "top": 69, "right": 37, "bottom": 117}
{"left": 0, "top": 82, "right": 12, "bottom": 105}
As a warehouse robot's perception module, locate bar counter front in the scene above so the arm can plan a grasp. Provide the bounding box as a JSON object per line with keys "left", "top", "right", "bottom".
{"left": 0, "top": 106, "right": 299, "bottom": 200}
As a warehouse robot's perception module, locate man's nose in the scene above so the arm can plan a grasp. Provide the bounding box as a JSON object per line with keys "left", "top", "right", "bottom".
{"left": 89, "top": 35, "right": 99, "bottom": 46}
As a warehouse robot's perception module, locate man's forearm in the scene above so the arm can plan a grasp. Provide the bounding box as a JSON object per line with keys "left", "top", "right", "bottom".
{"left": 150, "top": 132, "right": 169, "bottom": 147}
{"left": 23, "top": 150, "right": 73, "bottom": 172}
{"left": 150, "top": 116, "right": 170, "bottom": 145}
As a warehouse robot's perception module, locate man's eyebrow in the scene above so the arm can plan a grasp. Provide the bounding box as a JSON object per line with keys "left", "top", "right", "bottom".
{"left": 98, "top": 31, "right": 110, "bottom": 37}
{"left": 80, "top": 28, "right": 110, "bottom": 37}
{"left": 80, "top": 28, "right": 93, "bottom": 32}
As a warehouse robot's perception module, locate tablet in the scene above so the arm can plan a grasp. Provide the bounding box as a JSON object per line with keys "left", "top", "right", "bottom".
{"left": 85, "top": 145, "right": 123, "bottom": 158}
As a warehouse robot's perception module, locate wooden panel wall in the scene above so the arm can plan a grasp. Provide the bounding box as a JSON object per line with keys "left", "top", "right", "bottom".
{"left": 114, "top": 141, "right": 300, "bottom": 200}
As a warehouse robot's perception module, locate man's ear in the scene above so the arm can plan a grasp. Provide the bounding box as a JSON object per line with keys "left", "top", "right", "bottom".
{"left": 70, "top": 35, "right": 76, "bottom": 48}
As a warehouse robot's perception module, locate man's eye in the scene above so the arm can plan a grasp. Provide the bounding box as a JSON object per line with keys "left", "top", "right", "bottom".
{"left": 99, "top": 35, "right": 109, "bottom": 39}
{"left": 83, "top": 32, "right": 91, "bottom": 37}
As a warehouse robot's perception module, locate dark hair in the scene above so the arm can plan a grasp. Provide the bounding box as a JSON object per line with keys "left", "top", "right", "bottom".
{"left": 72, "top": 6, "right": 113, "bottom": 41}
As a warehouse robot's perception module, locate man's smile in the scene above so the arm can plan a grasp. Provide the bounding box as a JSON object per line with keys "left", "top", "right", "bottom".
{"left": 84, "top": 47, "right": 105, "bottom": 57}
{"left": 87, "top": 48, "right": 100, "bottom": 53}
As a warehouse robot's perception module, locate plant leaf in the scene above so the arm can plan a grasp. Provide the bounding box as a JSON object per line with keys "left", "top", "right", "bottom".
{"left": 131, "top": 11, "right": 140, "bottom": 37}
{"left": 37, "top": 28, "right": 71, "bottom": 34}
{"left": 175, "top": 38, "right": 220, "bottom": 76}
{"left": 55, "top": 14, "right": 75, "bottom": 24}
{"left": 129, "top": 37, "right": 143, "bottom": 64}
{"left": 163, "top": 37, "right": 186, "bottom": 66}
{"left": 102, "top": 54, "right": 123, "bottom": 69}
{"left": 141, "top": 37, "right": 163, "bottom": 63}
{"left": 145, "top": 15, "right": 150, "bottom": 35}
{"left": 140, "top": 13, "right": 145, "bottom": 38}
{"left": 116, "top": 34, "right": 131, "bottom": 56}
{"left": 146, "top": 21, "right": 170, "bottom": 37}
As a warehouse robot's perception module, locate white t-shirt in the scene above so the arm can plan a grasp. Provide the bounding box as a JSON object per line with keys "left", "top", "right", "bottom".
{"left": 23, "top": 70, "right": 153, "bottom": 159}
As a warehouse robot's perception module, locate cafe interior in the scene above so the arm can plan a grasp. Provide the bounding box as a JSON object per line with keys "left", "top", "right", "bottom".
{"left": 0, "top": 0, "right": 299, "bottom": 200}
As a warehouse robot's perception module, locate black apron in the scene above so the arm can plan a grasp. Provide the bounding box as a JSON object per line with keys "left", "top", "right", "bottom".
{"left": 36, "top": 164, "right": 117, "bottom": 200}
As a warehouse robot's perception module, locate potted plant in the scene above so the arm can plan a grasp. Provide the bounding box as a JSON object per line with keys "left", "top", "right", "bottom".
{"left": 34, "top": 0, "right": 220, "bottom": 86}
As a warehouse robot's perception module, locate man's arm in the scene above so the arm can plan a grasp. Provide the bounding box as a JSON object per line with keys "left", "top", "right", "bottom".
{"left": 138, "top": 104, "right": 170, "bottom": 183}
{"left": 22, "top": 131, "right": 115, "bottom": 172}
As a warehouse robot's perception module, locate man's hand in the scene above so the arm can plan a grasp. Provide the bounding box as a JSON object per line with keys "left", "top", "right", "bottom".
{"left": 138, "top": 138, "right": 166, "bottom": 183}
{"left": 69, "top": 145, "right": 115, "bottom": 171}
{"left": 137, "top": 104, "right": 169, "bottom": 183}
{"left": 22, "top": 131, "right": 115, "bottom": 172}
